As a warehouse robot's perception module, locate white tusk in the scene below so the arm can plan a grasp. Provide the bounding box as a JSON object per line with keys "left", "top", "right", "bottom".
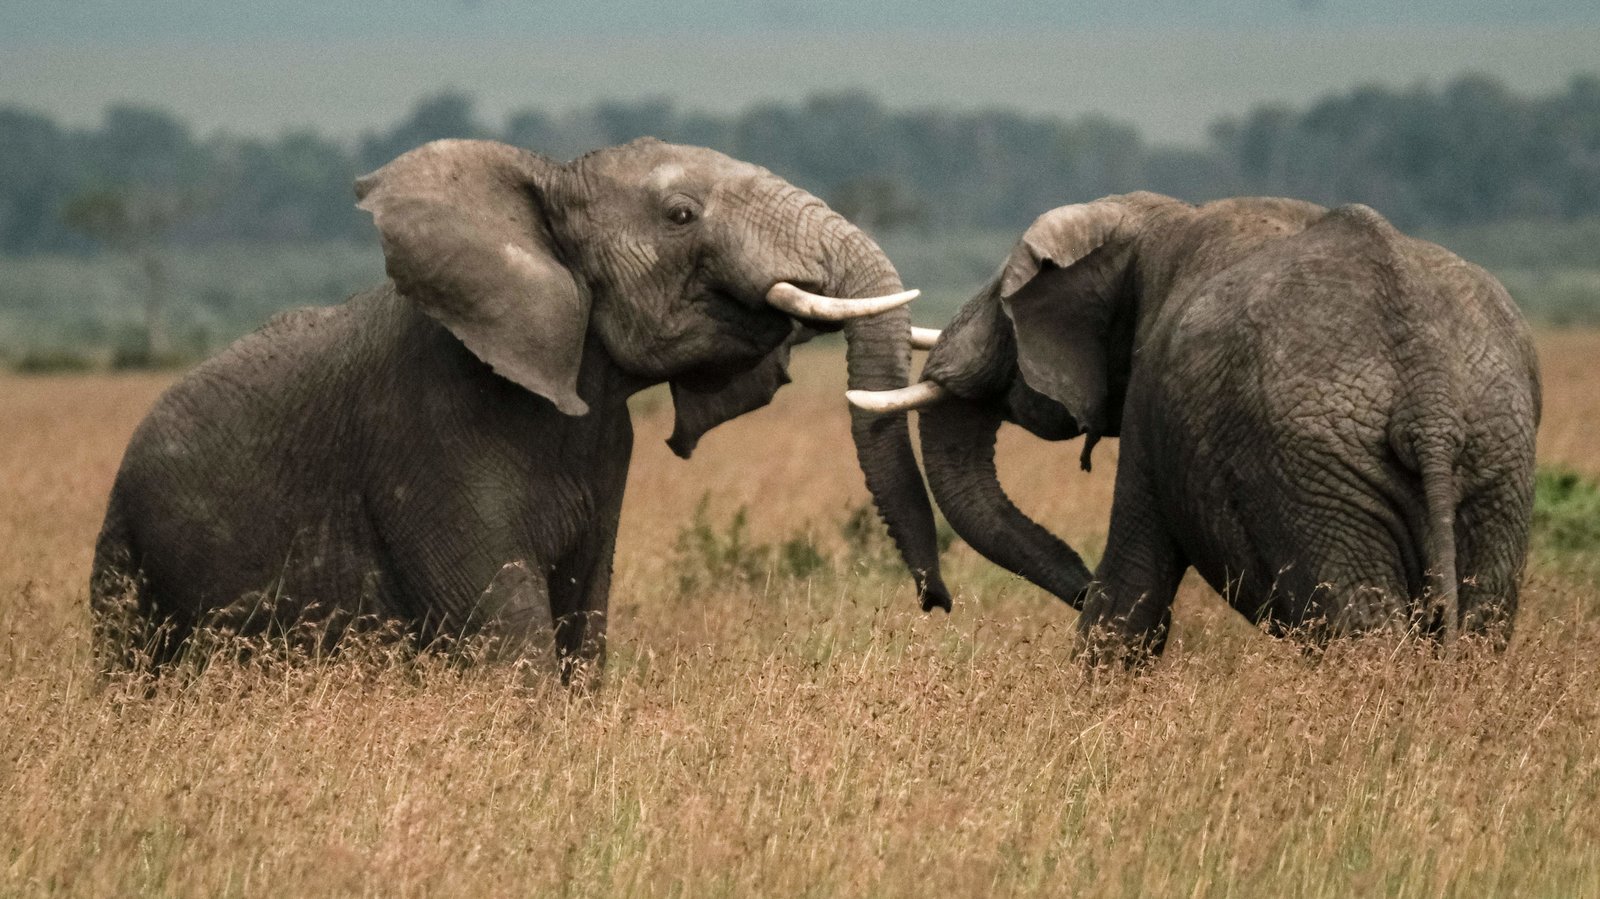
{"left": 845, "top": 381, "right": 950, "bottom": 414}
{"left": 909, "top": 326, "right": 941, "bottom": 350}
{"left": 766, "top": 282, "right": 919, "bottom": 321}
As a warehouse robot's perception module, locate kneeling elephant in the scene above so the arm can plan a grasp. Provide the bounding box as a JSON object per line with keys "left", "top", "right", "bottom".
{"left": 92, "top": 138, "right": 949, "bottom": 682}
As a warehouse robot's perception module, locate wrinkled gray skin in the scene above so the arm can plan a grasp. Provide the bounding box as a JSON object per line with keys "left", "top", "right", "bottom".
{"left": 915, "top": 192, "right": 1540, "bottom": 660}
{"left": 91, "top": 138, "right": 947, "bottom": 683}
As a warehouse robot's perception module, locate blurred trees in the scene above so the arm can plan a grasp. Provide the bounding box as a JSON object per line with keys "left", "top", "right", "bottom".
{"left": 60, "top": 184, "right": 197, "bottom": 362}
{"left": 46, "top": 105, "right": 219, "bottom": 363}
{"left": 1205, "top": 75, "right": 1600, "bottom": 226}
{"left": 4, "top": 73, "right": 1600, "bottom": 254}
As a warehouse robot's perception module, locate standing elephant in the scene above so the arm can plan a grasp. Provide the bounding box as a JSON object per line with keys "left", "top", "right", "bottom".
{"left": 92, "top": 138, "right": 949, "bottom": 682}
{"left": 851, "top": 192, "right": 1540, "bottom": 658}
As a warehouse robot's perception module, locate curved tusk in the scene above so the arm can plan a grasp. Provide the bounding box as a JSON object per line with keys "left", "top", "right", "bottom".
{"left": 846, "top": 380, "right": 950, "bottom": 414}
{"left": 766, "top": 282, "right": 919, "bottom": 321}
{"left": 909, "top": 326, "right": 941, "bottom": 350}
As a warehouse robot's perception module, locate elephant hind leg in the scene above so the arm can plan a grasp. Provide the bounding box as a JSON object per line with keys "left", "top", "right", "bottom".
{"left": 1244, "top": 498, "right": 1417, "bottom": 642}
{"left": 1276, "top": 542, "right": 1417, "bottom": 640}
{"left": 89, "top": 557, "right": 152, "bottom": 675}
{"left": 89, "top": 504, "right": 187, "bottom": 674}
{"left": 1453, "top": 481, "right": 1532, "bottom": 646}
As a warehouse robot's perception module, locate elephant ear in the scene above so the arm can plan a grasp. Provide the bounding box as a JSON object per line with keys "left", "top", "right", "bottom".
{"left": 999, "top": 199, "right": 1131, "bottom": 298}
{"left": 356, "top": 139, "right": 590, "bottom": 416}
{"left": 1001, "top": 245, "right": 1134, "bottom": 439}
{"left": 666, "top": 325, "right": 815, "bottom": 459}
{"left": 996, "top": 199, "right": 1141, "bottom": 438}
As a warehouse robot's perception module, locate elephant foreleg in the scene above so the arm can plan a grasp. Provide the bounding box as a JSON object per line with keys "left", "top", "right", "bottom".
{"left": 549, "top": 529, "right": 617, "bottom": 690}
{"left": 1077, "top": 451, "right": 1187, "bottom": 665}
{"left": 474, "top": 560, "right": 559, "bottom": 676}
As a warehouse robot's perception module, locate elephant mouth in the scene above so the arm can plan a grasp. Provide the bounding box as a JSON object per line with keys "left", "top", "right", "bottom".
{"left": 688, "top": 287, "right": 793, "bottom": 363}
{"left": 1003, "top": 383, "right": 1085, "bottom": 441}
{"left": 703, "top": 285, "right": 794, "bottom": 333}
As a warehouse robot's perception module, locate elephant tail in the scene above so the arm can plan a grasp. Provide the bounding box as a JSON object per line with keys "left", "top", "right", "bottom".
{"left": 1392, "top": 412, "right": 1463, "bottom": 640}
{"left": 1418, "top": 441, "right": 1461, "bottom": 639}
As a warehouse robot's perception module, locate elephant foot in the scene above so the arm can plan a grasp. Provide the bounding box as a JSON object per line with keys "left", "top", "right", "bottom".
{"left": 1076, "top": 594, "right": 1172, "bottom": 669}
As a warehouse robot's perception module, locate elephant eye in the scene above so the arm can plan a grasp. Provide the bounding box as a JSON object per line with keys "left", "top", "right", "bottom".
{"left": 666, "top": 204, "right": 699, "bottom": 226}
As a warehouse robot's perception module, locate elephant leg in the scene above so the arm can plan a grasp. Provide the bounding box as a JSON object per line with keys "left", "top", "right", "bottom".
{"left": 89, "top": 504, "right": 172, "bottom": 673}
{"left": 372, "top": 489, "right": 566, "bottom": 678}
{"left": 473, "top": 560, "right": 559, "bottom": 676}
{"left": 1078, "top": 451, "right": 1187, "bottom": 665}
{"left": 1251, "top": 509, "right": 1413, "bottom": 642}
{"left": 1454, "top": 481, "right": 1531, "bottom": 646}
{"left": 548, "top": 528, "right": 618, "bottom": 690}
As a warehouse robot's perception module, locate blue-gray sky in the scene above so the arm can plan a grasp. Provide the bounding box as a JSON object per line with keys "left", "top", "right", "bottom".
{"left": 7, "top": 0, "right": 1600, "bottom": 40}
{"left": 3, "top": 1, "right": 1597, "bottom": 143}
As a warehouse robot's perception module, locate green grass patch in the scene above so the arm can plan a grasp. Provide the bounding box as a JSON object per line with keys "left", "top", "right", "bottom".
{"left": 1531, "top": 466, "right": 1600, "bottom": 585}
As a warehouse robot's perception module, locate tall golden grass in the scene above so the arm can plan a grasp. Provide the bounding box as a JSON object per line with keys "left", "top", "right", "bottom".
{"left": 2, "top": 335, "right": 1598, "bottom": 897}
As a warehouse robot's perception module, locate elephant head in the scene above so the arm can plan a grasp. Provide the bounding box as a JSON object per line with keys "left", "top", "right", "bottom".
{"left": 355, "top": 138, "right": 950, "bottom": 609}
{"left": 848, "top": 192, "right": 1324, "bottom": 608}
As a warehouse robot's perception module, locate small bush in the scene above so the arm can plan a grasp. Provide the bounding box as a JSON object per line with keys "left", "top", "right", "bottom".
{"left": 776, "top": 534, "right": 829, "bottom": 581}
{"left": 672, "top": 496, "right": 767, "bottom": 593}
{"left": 671, "top": 495, "right": 831, "bottom": 596}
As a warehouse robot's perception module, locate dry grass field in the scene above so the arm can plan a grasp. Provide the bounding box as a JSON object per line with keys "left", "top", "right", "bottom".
{"left": 3, "top": 334, "right": 1599, "bottom": 897}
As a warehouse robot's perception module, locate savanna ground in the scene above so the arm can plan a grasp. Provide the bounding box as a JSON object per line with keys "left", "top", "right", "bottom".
{"left": 4, "top": 334, "right": 1600, "bottom": 898}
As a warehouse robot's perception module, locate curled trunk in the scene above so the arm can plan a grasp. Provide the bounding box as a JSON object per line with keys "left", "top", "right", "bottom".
{"left": 919, "top": 398, "right": 1091, "bottom": 607}
{"left": 828, "top": 225, "right": 951, "bottom": 611}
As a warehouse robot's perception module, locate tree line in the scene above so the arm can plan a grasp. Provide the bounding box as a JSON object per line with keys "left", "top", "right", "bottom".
{"left": 2, "top": 73, "right": 1598, "bottom": 254}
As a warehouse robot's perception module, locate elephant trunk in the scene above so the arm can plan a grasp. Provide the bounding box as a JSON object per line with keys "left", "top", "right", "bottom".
{"left": 825, "top": 223, "right": 952, "bottom": 612}
{"left": 919, "top": 397, "right": 1091, "bottom": 608}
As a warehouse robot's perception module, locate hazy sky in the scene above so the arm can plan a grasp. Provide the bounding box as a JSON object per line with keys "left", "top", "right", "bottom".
{"left": 7, "top": 0, "right": 1600, "bottom": 40}
{"left": 3, "top": 1, "right": 1598, "bottom": 144}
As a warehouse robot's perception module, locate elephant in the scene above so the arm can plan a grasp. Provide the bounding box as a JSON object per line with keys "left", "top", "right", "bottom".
{"left": 850, "top": 192, "right": 1541, "bottom": 659}
{"left": 90, "top": 137, "right": 950, "bottom": 683}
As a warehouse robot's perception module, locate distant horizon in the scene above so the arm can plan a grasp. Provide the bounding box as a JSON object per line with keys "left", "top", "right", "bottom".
{"left": 4, "top": 25, "right": 1598, "bottom": 146}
